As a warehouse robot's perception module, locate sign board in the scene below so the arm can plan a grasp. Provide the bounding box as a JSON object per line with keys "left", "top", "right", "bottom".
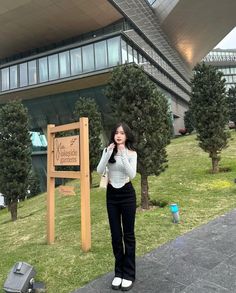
{"left": 47, "top": 118, "right": 91, "bottom": 252}
{"left": 59, "top": 185, "right": 76, "bottom": 196}
{"left": 54, "top": 135, "right": 80, "bottom": 166}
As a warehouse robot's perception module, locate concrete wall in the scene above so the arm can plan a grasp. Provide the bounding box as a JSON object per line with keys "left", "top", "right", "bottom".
{"left": 171, "top": 96, "right": 189, "bottom": 135}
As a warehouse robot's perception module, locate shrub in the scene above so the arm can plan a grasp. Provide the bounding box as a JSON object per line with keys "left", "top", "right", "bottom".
{"left": 150, "top": 199, "right": 169, "bottom": 208}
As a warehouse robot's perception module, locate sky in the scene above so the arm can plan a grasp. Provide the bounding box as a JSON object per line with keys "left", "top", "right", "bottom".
{"left": 215, "top": 27, "right": 236, "bottom": 49}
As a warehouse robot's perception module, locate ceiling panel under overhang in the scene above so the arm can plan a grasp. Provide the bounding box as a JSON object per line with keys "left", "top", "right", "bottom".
{"left": 0, "top": 0, "right": 122, "bottom": 60}
{"left": 153, "top": 0, "right": 236, "bottom": 68}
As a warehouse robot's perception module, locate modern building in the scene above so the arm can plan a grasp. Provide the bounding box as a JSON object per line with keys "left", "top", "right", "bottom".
{"left": 0, "top": 0, "right": 235, "bottom": 190}
{"left": 203, "top": 49, "right": 236, "bottom": 91}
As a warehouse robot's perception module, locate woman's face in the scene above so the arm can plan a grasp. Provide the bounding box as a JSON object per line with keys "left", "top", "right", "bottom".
{"left": 114, "top": 126, "right": 127, "bottom": 145}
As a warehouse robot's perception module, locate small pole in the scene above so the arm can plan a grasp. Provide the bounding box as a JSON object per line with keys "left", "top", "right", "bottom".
{"left": 47, "top": 125, "right": 55, "bottom": 244}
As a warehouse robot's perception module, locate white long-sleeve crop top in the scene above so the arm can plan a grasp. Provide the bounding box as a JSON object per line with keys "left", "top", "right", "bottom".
{"left": 97, "top": 147, "right": 137, "bottom": 188}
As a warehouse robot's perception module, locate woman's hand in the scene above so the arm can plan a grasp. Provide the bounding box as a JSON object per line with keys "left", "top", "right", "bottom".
{"left": 117, "top": 143, "right": 125, "bottom": 151}
{"left": 107, "top": 143, "right": 115, "bottom": 150}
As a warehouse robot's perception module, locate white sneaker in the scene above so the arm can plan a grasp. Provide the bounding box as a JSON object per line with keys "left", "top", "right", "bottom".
{"left": 121, "top": 279, "right": 133, "bottom": 291}
{"left": 112, "top": 277, "right": 122, "bottom": 290}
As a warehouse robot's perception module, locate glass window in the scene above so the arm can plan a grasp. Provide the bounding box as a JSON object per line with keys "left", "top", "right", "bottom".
{"left": 127, "top": 45, "right": 133, "bottom": 63}
{"left": 39, "top": 57, "right": 48, "bottom": 83}
{"left": 20, "top": 63, "right": 28, "bottom": 87}
{"left": 133, "top": 49, "right": 138, "bottom": 64}
{"left": 1, "top": 68, "right": 9, "bottom": 91}
{"left": 48, "top": 54, "right": 59, "bottom": 80}
{"left": 10, "top": 65, "right": 18, "bottom": 89}
{"left": 95, "top": 41, "right": 107, "bottom": 70}
{"left": 31, "top": 131, "right": 47, "bottom": 150}
{"left": 232, "top": 67, "right": 236, "bottom": 74}
{"left": 82, "top": 44, "right": 95, "bottom": 72}
{"left": 121, "top": 39, "right": 128, "bottom": 64}
{"left": 28, "top": 60, "right": 37, "bottom": 85}
{"left": 139, "top": 54, "right": 145, "bottom": 64}
{"left": 147, "top": 0, "right": 156, "bottom": 4}
{"left": 220, "top": 68, "right": 226, "bottom": 74}
{"left": 59, "top": 51, "right": 70, "bottom": 78}
{"left": 70, "top": 47, "right": 82, "bottom": 75}
{"left": 107, "top": 37, "right": 121, "bottom": 66}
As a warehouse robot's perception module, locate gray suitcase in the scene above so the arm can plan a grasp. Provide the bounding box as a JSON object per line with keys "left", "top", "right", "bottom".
{"left": 3, "top": 262, "right": 36, "bottom": 293}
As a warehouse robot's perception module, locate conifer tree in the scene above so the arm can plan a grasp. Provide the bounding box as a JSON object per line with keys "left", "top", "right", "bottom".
{"left": 0, "top": 100, "right": 32, "bottom": 221}
{"left": 184, "top": 110, "right": 194, "bottom": 134}
{"left": 190, "top": 63, "right": 229, "bottom": 173}
{"left": 27, "top": 169, "right": 41, "bottom": 197}
{"left": 74, "top": 97, "right": 103, "bottom": 185}
{"left": 106, "top": 64, "right": 171, "bottom": 209}
{"left": 228, "top": 86, "right": 236, "bottom": 130}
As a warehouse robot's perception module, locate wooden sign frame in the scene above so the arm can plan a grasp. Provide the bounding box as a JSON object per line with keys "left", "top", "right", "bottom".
{"left": 47, "top": 117, "right": 91, "bottom": 252}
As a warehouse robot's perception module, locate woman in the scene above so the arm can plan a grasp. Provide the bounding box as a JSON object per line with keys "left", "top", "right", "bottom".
{"left": 97, "top": 122, "right": 137, "bottom": 291}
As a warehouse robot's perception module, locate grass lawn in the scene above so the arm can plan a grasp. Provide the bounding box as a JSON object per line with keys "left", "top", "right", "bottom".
{"left": 1, "top": 131, "right": 236, "bottom": 293}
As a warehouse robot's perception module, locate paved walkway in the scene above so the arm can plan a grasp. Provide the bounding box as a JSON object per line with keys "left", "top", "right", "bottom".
{"left": 73, "top": 208, "right": 236, "bottom": 293}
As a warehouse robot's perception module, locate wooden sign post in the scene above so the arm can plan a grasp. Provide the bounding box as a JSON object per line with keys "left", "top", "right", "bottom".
{"left": 47, "top": 117, "right": 91, "bottom": 252}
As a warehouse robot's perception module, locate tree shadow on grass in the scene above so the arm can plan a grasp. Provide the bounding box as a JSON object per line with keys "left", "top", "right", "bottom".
{"left": 1, "top": 207, "right": 45, "bottom": 224}
{"left": 207, "top": 167, "right": 232, "bottom": 174}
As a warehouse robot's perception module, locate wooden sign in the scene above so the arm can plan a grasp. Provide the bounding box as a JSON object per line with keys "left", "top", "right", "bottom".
{"left": 47, "top": 118, "right": 91, "bottom": 252}
{"left": 54, "top": 135, "right": 80, "bottom": 166}
{"left": 59, "top": 185, "right": 76, "bottom": 196}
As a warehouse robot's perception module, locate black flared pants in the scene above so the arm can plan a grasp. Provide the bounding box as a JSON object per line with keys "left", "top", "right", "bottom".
{"left": 106, "top": 182, "right": 136, "bottom": 281}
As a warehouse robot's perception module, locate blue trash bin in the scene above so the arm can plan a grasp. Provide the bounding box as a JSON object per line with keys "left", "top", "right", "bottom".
{"left": 169, "top": 203, "right": 180, "bottom": 223}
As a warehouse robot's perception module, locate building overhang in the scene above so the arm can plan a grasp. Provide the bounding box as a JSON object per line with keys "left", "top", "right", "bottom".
{"left": 153, "top": 0, "right": 236, "bottom": 68}
{"left": 0, "top": 0, "right": 122, "bottom": 60}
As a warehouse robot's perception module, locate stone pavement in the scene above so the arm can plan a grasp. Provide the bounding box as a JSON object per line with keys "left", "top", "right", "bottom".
{"left": 72, "top": 208, "right": 236, "bottom": 293}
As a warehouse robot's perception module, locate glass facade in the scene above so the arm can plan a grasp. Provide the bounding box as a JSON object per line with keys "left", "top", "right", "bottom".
{"left": 1, "top": 67, "right": 9, "bottom": 91}
{"left": 107, "top": 36, "right": 121, "bottom": 66}
{"left": 59, "top": 51, "right": 70, "bottom": 78}
{"left": 121, "top": 39, "right": 128, "bottom": 63}
{"left": 20, "top": 63, "right": 28, "bottom": 87}
{"left": 147, "top": 0, "right": 157, "bottom": 5}
{"left": 0, "top": 37, "right": 121, "bottom": 92}
{"left": 0, "top": 33, "right": 190, "bottom": 107}
{"left": 28, "top": 60, "right": 37, "bottom": 85}
{"left": 39, "top": 57, "right": 48, "bottom": 83}
{"left": 48, "top": 54, "right": 59, "bottom": 80}
{"left": 203, "top": 49, "right": 236, "bottom": 90}
{"left": 95, "top": 41, "right": 108, "bottom": 70}
{"left": 0, "top": 36, "right": 149, "bottom": 93}
{"left": 10, "top": 65, "right": 17, "bottom": 89}
{"left": 31, "top": 131, "right": 47, "bottom": 152}
{"left": 70, "top": 47, "right": 82, "bottom": 75}
{"left": 82, "top": 44, "right": 95, "bottom": 72}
